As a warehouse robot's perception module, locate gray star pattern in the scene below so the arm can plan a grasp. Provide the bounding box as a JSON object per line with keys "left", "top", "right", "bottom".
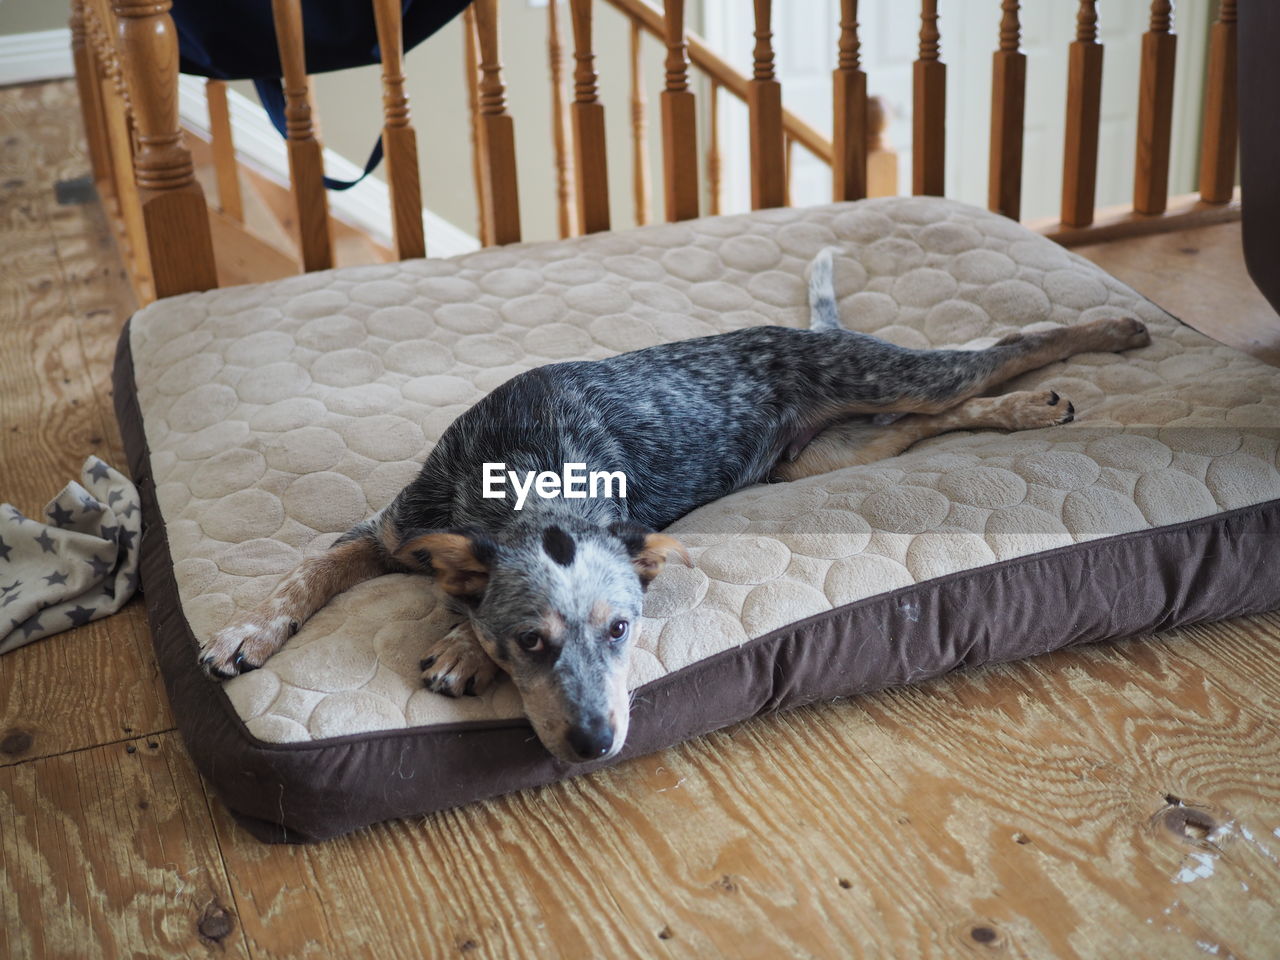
{"left": 86, "top": 554, "right": 113, "bottom": 578}
{"left": 0, "top": 537, "right": 11, "bottom": 562}
{"left": 66, "top": 605, "right": 95, "bottom": 628}
{"left": 88, "top": 461, "right": 111, "bottom": 482}
{"left": 43, "top": 571, "right": 68, "bottom": 586}
{"left": 47, "top": 502, "right": 74, "bottom": 527}
{"left": 34, "top": 530, "right": 57, "bottom": 554}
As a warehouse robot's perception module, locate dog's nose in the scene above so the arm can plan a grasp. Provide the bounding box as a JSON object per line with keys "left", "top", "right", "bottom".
{"left": 566, "top": 721, "right": 614, "bottom": 761}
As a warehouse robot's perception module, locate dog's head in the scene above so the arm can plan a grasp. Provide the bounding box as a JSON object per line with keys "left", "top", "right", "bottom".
{"left": 396, "top": 519, "right": 687, "bottom": 763}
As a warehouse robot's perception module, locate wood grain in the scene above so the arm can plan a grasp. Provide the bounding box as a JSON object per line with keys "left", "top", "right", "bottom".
{"left": 1037, "top": 190, "right": 1241, "bottom": 247}
{"left": 659, "top": 0, "right": 697, "bottom": 222}
{"left": 608, "top": 0, "right": 833, "bottom": 166}
{"left": 988, "top": 0, "right": 1025, "bottom": 220}
{"left": 0, "top": 734, "right": 248, "bottom": 960}
{"left": 269, "top": 0, "right": 333, "bottom": 272}
{"left": 69, "top": 0, "right": 113, "bottom": 196}
{"left": 569, "top": 0, "right": 611, "bottom": 234}
{"left": 1133, "top": 1, "right": 1178, "bottom": 216}
{"left": 832, "top": 0, "right": 868, "bottom": 202}
{"left": 372, "top": 0, "right": 426, "bottom": 260}
{"left": 0, "top": 88, "right": 174, "bottom": 767}
{"left": 747, "top": 0, "right": 785, "bottom": 210}
{"left": 5, "top": 79, "right": 1280, "bottom": 960}
{"left": 1198, "top": 0, "right": 1238, "bottom": 205}
{"left": 204, "top": 80, "right": 244, "bottom": 223}
{"left": 110, "top": 0, "right": 218, "bottom": 298}
{"left": 1076, "top": 220, "right": 1280, "bottom": 366}
{"left": 548, "top": 0, "right": 577, "bottom": 239}
{"left": 629, "top": 20, "right": 652, "bottom": 226}
{"left": 473, "top": 0, "right": 522, "bottom": 246}
{"left": 912, "top": 0, "right": 946, "bottom": 196}
{"left": 1060, "top": 1, "right": 1103, "bottom": 228}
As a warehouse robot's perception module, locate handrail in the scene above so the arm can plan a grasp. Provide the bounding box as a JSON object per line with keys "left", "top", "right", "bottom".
{"left": 602, "top": 0, "right": 833, "bottom": 163}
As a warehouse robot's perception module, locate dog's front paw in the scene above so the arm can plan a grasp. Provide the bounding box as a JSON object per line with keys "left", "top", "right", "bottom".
{"left": 420, "top": 623, "right": 501, "bottom": 698}
{"left": 199, "top": 612, "right": 297, "bottom": 680}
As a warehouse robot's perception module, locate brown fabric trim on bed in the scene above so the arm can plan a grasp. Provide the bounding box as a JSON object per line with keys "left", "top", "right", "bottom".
{"left": 113, "top": 320, "right": 1280, "bottom": 843}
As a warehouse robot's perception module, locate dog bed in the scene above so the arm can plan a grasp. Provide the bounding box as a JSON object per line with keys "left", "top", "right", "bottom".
{"left": 113, "top": 197, "right": 1280, "bottom": 842}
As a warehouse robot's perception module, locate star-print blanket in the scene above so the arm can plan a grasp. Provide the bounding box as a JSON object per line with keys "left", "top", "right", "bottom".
{"left": 0, "top": 457, "right": 141, "bottom": 654}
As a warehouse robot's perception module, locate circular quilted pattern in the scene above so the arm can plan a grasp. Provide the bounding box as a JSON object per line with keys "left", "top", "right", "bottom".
{"left": 128, "top": 197, "right": 1280, "bottom": 743}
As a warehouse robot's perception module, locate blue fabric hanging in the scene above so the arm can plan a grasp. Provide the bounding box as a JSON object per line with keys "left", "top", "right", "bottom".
{"left": 172, "top": 0, "right": 472, "bottom": 190}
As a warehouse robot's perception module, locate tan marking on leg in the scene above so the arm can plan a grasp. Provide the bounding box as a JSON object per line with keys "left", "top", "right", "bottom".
{"left": 199, "top": 536, "right": 387, "bottom": 678}
{"left": 775, "top": 389, "right": 1075, "bottom": 481}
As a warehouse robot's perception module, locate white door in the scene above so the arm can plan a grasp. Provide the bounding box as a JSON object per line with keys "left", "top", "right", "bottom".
{"left": 700, "top": 0, "right": 1211, "bottom": 222}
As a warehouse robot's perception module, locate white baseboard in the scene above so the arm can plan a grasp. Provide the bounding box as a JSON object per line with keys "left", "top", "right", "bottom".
{"left": 0, "top": 29, "right": 73, "bottom": 86}
{"left": 177, "top": 75, "right": 478, "bottom": 257}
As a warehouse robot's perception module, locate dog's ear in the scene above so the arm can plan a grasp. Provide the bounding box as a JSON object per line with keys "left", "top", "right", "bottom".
{"left": 394, "top": 529, "right": 495, "bottom": 598}
{"left": 608, "top": 522, "right": 690, "bottom": 588}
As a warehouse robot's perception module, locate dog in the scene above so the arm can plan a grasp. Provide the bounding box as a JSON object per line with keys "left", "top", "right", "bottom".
{"left": 200, "top": 248, "right": 1150, "bottom": 763}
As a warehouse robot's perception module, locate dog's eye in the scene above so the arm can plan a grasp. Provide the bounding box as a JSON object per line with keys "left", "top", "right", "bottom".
{"left": 608, "top": 619, "right": 629, "bottom": 641}
{"left": 515, "top": 631, "right": 544, "bottom": 652}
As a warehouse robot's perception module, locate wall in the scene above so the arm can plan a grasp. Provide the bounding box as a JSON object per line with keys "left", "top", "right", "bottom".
{"left": 0, "top": 0, "right": 67, "bottom": 35}
{"left": 232, "top": 2, "right": 706, "bottom": 245}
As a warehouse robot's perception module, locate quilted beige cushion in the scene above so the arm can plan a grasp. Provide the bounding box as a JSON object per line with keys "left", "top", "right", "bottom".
{"left": 127, "top": 197, "right": 1280, "bottom": 745}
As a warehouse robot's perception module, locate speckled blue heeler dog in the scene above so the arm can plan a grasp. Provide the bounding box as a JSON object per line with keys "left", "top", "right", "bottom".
{"left": 201, "top": 248, "right": 1150, "bottom": 763}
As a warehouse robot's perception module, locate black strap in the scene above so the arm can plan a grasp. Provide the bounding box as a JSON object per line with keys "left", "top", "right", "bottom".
{"left": 253, "top": 78, "right": 384, "bottom": 192}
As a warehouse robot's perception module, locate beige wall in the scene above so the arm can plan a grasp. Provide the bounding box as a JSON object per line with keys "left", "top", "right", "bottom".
{"left": 0, "top": 0, "right": 68, "bottom": 35}
{"left": 235, "top": 2, "right": 707, "bottom": 245}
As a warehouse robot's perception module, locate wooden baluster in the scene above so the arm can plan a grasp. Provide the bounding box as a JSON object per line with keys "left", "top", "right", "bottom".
{"left": 747, "top": 0, "right": 785, "bottom": 209}
{"left": 373, "top": 0, "right": 425, "bottom": 259}
{"left": 112, "top": 0, "right": 217, "bottom": 296}
{"left": 661, "top": 0, "right": 698, "bottom": 221}
{"left": 548, "top": 0, "right": 576, "bottom": 238}
{"left": 473, "top": 0, "right": 521, "bottom": 245}
{"left": 1061, "top": 0, "right": 1103, "bottom": 227}
{"left": 1199, "top": 0, "right": 1237, "bottom": 204}
{"left": 784, "top": 135, "right": 794, "bottom": 207}
{"left": 92, "top": 10, "right": 150, "bottom": 286}
{"left": 989, "top": 0, "right": 1025, "bottom": 219}
{"left": 630, "top": 20, "right": 651, "bottom": 226}
{"left": 1133, "top": 0, "right": 1177, "bottom": 215}
{"left": 707, "top": 79, "right": 722, "bottom": 215}
{"left": 205, "top": 80, "right": 244, "bottom": 222}
{"left": 70, "top": 0, "right": 113, "bottom": 194}
{"left": 866, "top": 95, "right": 898, "bottom": 197}
{"left": 832, "top": 0, "right": 867, "bottom": 201}
{"left": 462, "top": 7, "right": 491, "bottom": 246}
{"left": 270, "top": 0, "right": 332, "bottom": 271}
{"left": 913, "top": 0, "right": 946, "bottom": 196}
{"left": 569, "top": 0, "right": 610, "bottom": 233}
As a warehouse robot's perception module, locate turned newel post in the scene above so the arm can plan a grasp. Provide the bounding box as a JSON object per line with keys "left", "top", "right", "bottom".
{"left": 112, "top": 0, "right": 217, "bottom": 297}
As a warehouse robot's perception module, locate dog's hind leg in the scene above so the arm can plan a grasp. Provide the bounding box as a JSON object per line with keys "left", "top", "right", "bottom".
{"left": 198, "top": 512, "right": 398, "bottom": 679}
{"left": 775, "top": 389, "right": 1076, "bottom": 480}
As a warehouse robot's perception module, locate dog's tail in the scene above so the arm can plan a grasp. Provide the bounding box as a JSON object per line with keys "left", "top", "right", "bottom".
{"left": 807, "top": 247, "right": 843, "bottom": 332}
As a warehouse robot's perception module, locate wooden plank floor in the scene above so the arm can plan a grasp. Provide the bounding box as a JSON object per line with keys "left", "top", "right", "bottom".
{"left": 2, "top": 81, "right": 1278, "bottom": 960}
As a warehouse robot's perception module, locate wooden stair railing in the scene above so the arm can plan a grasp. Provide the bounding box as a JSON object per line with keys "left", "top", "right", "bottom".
{"left": 74, "top": 0, "right": 1241, "bottom": 302}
